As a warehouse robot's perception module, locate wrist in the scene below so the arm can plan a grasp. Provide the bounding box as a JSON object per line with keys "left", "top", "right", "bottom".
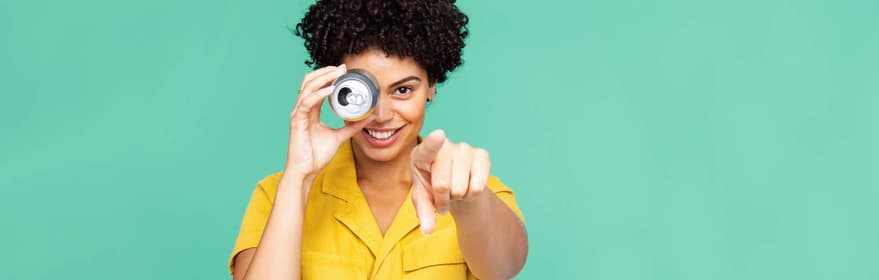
{"left": 279, "top": 169, "right": 317, "bottom": 206}
{"left": 281, "top": 166, "right": 315, "bottom": 182}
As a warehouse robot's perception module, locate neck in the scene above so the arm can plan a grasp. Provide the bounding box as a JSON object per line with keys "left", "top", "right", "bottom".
{"left": 352, "top": 140, "right": 416, "bottom": 189}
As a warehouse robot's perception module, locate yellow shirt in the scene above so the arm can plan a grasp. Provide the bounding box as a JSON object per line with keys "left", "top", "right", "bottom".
{"left": 229, "top": 139, "right": 525, "bottom": 279}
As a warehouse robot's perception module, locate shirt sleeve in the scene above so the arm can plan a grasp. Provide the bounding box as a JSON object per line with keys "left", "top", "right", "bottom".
{"left": 228, "top": 172, "right": 282, "bottom": 276}
{"left": 486, "top": 176, "right": 526, "bottom": 224}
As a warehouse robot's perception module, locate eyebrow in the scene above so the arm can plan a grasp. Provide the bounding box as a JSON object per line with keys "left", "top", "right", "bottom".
{"left": 386, "top": 76, "right": 421, "bottom": 89}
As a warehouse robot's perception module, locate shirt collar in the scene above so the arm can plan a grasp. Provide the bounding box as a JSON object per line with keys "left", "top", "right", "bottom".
{"left": 320, "top": 139, "right": 360, "bottom": 203}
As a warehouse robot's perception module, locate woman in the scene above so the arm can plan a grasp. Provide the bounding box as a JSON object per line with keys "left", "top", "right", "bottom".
{"left": 229, "top": 1, "right": 528, "bottom": 279}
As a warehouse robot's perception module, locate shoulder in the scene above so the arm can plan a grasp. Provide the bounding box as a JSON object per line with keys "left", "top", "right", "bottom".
{"left": 486, "top": 175, "right": 525, "bottom": 223}
{"left": 251, "top": 171, "right": 285, "bottom": 202}
{"left": 487, "top": 175, "right": 515, "bottom": 194}
{"left": 258, "top": 171, "right": 284, "bottom": 186}
{"left": 251, "top": 169, "right": 334, "bottom": 202}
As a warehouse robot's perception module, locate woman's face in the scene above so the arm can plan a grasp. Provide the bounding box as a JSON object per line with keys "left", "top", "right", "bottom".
{"left": 342, "top": 48, "right": 435, "bottom": 163}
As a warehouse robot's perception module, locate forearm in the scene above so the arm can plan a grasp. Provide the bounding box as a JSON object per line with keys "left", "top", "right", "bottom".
{"left": 450, "top": 191, "right": 528, "bottom": 280}
{"left": 242, "top": 173, "right": 311, "bottom": 280}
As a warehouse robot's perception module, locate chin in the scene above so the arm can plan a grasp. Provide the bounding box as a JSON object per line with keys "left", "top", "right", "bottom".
{"left": 359, "top": 146, "right": 401, "bottom": 162}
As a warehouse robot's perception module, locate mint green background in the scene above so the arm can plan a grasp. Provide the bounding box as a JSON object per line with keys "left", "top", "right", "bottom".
{"left": 2, "top": 0, "right": 877, "bottom": 279}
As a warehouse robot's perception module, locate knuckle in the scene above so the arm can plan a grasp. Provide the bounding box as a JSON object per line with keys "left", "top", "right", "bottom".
{"left": 300, "top": 80, "right": 315, "bottom": 92}
{"left": 469, "top": 184, "right": 486, "bottom": 195}
{"left": 301, "top": 73, "right": 317, "bottom": 85}
{"left": 450, "top": 191, "right": 466, "bottom": 200}
{"left": 298, "top": 97, "right": 314, "bottom": 108}
{"left": 475, "top": 148, "right": 490, "bottom": 161}
{"left": 450, "top": 184, "right": 466, "bottom": 195}
{"left": 433, "top": 182, "right": 449, "bottom": 193}
{"left": 479, "top": 149, "right": 491, "bottom": 163}
{"left": 456, "top": 142, "right": 473, "bottom": 153}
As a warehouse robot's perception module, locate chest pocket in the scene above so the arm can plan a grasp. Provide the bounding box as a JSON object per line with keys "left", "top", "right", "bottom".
{"left": 402, "top": 228, "right": 469, "bottom": 280}
{"left": 301, "top": 251, "right": 369, "bottom": 280}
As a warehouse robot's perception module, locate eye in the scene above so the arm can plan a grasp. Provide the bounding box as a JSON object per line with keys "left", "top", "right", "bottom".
{"left": 393, "top": 87, "right": 412, "bottom": 95}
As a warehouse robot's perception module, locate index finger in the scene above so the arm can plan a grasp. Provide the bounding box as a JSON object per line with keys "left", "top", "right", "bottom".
{"left": 411, "top": 129, "right": 446, "bottom": 170}
{"left": 299, "top": 65, "right": 342, "bottom": 92}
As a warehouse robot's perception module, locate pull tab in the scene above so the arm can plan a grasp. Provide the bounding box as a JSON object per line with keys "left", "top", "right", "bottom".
{"left": 346, "top": 91, "right": 366, "bottom": 105}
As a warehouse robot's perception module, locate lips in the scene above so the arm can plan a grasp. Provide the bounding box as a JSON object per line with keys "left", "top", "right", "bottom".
{"left": 365, "top": 129, "right": 397, "bottom": 140}
{"left": 362, "top": 125, "right": 405, "bottom": 147}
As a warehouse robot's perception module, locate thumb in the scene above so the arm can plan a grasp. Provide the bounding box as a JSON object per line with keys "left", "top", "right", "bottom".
{"left": 336, "top": 115, "right": 375, "bottom": 140}
{"left": 411, "top": 129, "right": 446, "bottom": 170}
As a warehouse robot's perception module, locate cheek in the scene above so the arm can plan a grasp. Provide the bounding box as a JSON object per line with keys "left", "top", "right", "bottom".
{"left": 394, "top": 99, "right": 426, "bottom": 123}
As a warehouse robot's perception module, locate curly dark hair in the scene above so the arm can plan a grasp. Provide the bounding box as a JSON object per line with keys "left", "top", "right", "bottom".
{"left": 294, "top": 0, "right": 468, "bottom": 85}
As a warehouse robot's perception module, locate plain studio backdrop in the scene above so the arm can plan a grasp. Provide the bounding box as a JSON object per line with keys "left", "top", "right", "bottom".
{"left": 1, "top": 0, "right": 877, "bottom": 279}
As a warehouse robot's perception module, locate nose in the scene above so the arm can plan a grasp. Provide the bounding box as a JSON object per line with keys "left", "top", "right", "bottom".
{"left": 371, "top": 93, "right": 393, "bottom": 123}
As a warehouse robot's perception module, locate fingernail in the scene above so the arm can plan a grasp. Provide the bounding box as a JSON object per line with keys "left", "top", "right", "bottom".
{"left": 336, "top": 64, "right": 347, "bottom": 73}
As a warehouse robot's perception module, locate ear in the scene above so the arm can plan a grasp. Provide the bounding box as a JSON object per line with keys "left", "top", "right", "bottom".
{"left": 427, "top": 84, "right": 436, "bottom": 101}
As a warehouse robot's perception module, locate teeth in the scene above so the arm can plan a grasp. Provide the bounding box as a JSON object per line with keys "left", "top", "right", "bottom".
{"left": 367, "top": 129, "right": 395, "bottom": 140}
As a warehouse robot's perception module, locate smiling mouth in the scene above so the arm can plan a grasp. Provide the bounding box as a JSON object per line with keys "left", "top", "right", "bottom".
{"left": 364, "top": 126, "right": 404, "bottom": 140}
